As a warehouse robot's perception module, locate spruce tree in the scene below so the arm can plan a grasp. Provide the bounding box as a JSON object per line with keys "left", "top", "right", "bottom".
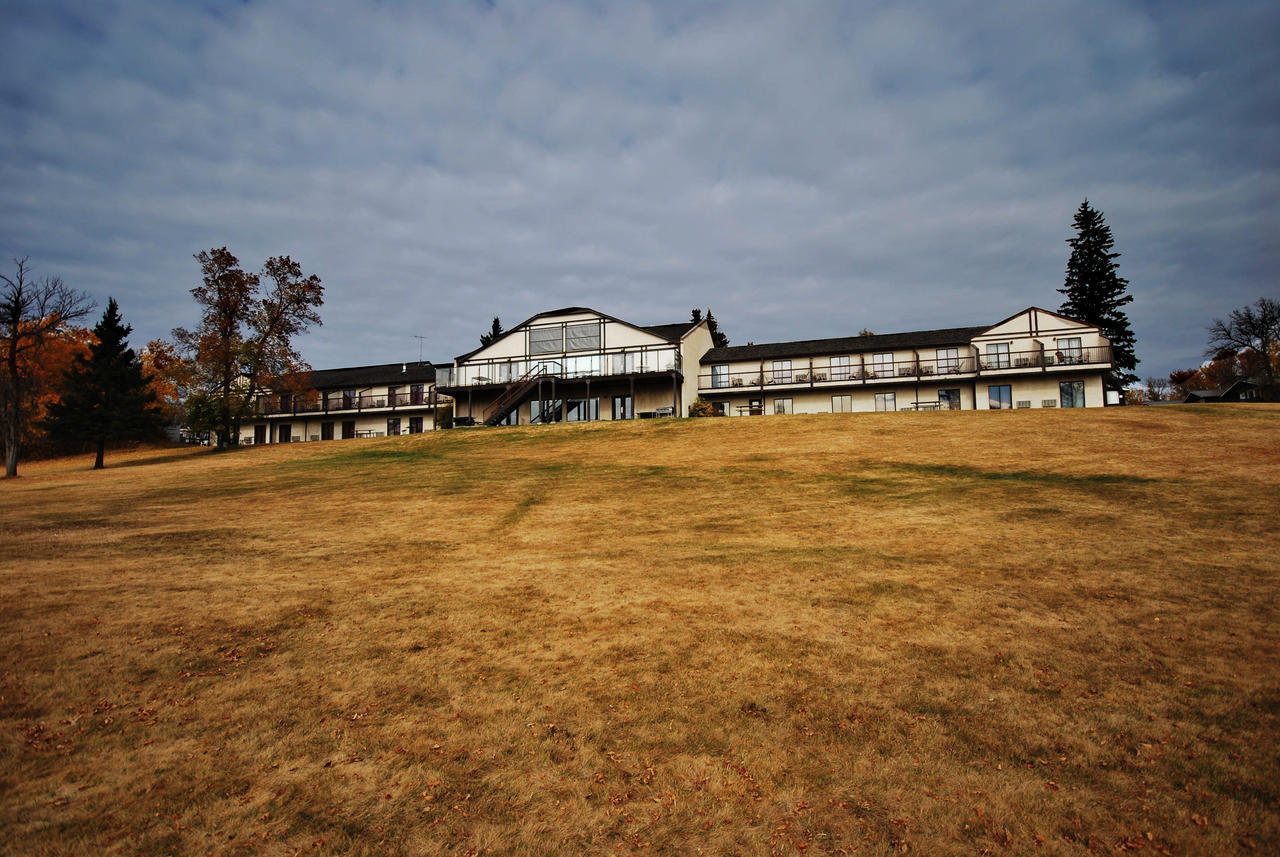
{"left": 1059, "top": 199, "right": 1138, "bottom": 390}
{"left": 44, "top": 298, "right": 162, "bottom": 469}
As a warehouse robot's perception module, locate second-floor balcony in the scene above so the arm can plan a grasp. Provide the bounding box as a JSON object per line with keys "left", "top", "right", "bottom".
{"left": 699, "top": 345, "right": 1111, "bottom": 391}
{"left": 436, "top": 344, "right": 683, "bottom": 389}
{"left": 259, "top": 389, "right": 435, "bottom": 416}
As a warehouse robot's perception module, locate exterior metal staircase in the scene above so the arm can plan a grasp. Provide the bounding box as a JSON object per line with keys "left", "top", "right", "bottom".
{"left": 483, "top": 365, "right": 549, "bottom": 426}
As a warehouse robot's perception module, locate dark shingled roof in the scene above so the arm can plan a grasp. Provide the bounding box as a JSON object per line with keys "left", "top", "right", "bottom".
{"left": 642, "top": 321, "right": 701, "bottom": 342}
{"left": 700, "top": 326, "right": 989, "bottom": 364}
{"left": 306, "top": 361, "right": 436, "bottom": 390}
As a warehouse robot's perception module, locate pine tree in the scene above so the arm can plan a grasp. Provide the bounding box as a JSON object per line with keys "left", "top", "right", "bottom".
{"left": 703, "top": 308, "right": 729, "bottom": 348}
{"left": 44, "top": 298, "right": 163, "bottom": 469}
{"left": 1059, "top": 200, "right": 1138, "bottom": 390}
{"left": 479, "top": 316, "right": 504, "bottom": 347}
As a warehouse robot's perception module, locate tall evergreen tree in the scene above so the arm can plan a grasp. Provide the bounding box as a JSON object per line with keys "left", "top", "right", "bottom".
{"left": 1059, "top": 200, "right": 1138, "bottom": 390}
{"left": 702, "top": 308, "right": 729, "bottom": 348}
{"left": 45, "top": 298, "right": 162, "bottom": 469}
{"left": 479, "top": 316, "right": 504, "bottom": 347}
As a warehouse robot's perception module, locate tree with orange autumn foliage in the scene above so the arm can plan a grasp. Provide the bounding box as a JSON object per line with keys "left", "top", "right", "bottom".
{"left": 1, "top": 258, "right": 94, "bottom": 476}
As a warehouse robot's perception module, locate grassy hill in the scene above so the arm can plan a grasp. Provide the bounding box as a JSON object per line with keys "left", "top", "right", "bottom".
{"left": 2, "top": 406, "right": 1278, "bottom": 856}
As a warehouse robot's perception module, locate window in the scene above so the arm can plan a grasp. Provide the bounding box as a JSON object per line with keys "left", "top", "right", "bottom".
{"left": 408, "top": 417, "right": 423, "bottom": 434}
{"left": 712, "top": 402, "right": 727, "bottom": 416}
{"left": 986, "top": 343, "right": 1010, "bottom": 369}
{"left": 988, "top": 385, "right": 1012, "bottom": 409}
{"left": 410, "top": 384, "right": 425, "bottom": 405}
{"left": 936, "top": 348, "right": 959, "bottom": 372}
{"left": 874, "top": 392, "right": 896, "bottom": 412}
{"left": 831, "top": 394, "right": 853, "bottom": 413}
{"left": 530, "top": 399, "right": 562, "bottom": 423}
{"left": 342, "top": 389, "right": 355, "bottom": 409}
{"left": 612, "top": 395, "right": 633, "bottom": 420}
{"left": 528, "top": 326, "right": 562, "bottom": 355}
{"left": 611, "top": 351, "right": 637, "bottom": 375}
{"left": 565, "top": 398, "right": 599, "bottom": 422}
{"left": 387, "top": 417, "right": 401, "bottom": 436}
{"left": 278, "top": 423, "right": 292, "bottom": 443}
{"left": 939, "top": 389, "right": 961, "bottom": 410}
{"left": 388, "top": 386, "right": 401, "bottom": 406}
{"left": 564, "top": 354, "right": 601, "bottom": 377}
{"left": 711, "top": 364, "right": 729, "bottom": 388}
{"left": 564, "top": 322, "right": 601, "bottom": 352}
{"left": 1060, "top": 380, "right": 1085, "bottom": 408}
{"left": 774, "top": 398, "right": 793, "bottom": 415}
{"left": 1056, "top": 337, "right": 1083, "bottom": 364}
{"left": 872, "top": 353, "right": 894, "bottom": 377}
{"left": 830, "top": 356, "right": 851, "bottom": 381}
{"left": 772, "top": 360, "right": 792, "bottom": 384}
{"left": 320, "top": 422, "right": 334, "bottom": 440}
{"left": 341, "top": 420, "right": 356, "bottom": 439}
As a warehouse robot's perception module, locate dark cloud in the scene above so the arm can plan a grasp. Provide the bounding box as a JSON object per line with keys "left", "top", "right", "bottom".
{"left": 1, "top": 1, "right": 1275, "bottom": 378}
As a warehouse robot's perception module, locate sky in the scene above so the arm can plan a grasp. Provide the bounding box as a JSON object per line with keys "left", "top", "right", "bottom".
{"left": 2, "top": 1, "right": 1276, "bottom": 380}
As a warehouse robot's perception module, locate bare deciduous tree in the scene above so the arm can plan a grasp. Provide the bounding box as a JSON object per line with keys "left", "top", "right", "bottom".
{"left": 1, "top": 258, "right": 94, "bottom": 477}
{"left": 1206, "top": 297, "right": 1280, "bottom": 397}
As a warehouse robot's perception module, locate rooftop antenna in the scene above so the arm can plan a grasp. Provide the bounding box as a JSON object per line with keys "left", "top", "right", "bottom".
{"left": 413, "top": 335, "right": 427, "bottom": 364}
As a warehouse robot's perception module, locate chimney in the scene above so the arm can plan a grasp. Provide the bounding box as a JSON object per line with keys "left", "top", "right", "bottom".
{"left": 401, "top": 363, "right": 406, "bottom": 373}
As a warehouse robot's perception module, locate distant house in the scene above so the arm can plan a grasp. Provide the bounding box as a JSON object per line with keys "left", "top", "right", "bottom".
{"left": 241, "top": 361, "right": 444, "bottom": 444}
{"left": 433, "top": 307, "right": 712, "bottom": 425}
{"left": 1182, "top": 380, "right": 1261, "bottom": 403}
{"left": 697, "top": 307, "right": 1113, "bottom": 414}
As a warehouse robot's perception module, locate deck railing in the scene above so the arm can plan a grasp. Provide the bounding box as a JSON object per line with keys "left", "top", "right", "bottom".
{"left": 436, "top": 345, "right": 682, "bottom": 388}
{"left": 698, "top": 346, "right": 1110, "bottom": 391}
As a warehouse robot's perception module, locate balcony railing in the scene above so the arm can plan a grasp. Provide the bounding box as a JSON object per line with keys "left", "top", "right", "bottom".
{"left": 699, "top": 346, "right": 1110, "bottom": 391}
{"left": 437, "top": 345, "right": 682, "bottom": 388}
{"left": 259, "top": 391, "right": 436, "bottom": 416}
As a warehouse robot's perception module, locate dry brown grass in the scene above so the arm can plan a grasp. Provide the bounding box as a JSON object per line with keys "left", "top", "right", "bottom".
{"left": 2, "top": 405, "right": 1278, "bottom": 856}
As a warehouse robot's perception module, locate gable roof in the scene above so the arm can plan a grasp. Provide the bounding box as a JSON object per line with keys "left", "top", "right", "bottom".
{"left": 305, "top": 361, "right": 436, "bottom": 390}
{"left": 701, "top": 325, "right": 988, "bottom": 364}
{"left": 454, "top": 307, "right": 701, "bottom": 362}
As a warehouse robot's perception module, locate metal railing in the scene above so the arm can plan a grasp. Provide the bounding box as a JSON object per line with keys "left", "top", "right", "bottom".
{"left": 698, "top": 346, "right": 1110, "bottom": 390}
{"left": 259, "top": 391, "right": 438, "bottom": 416}
{"left": 436, "top": 345, "right": 682, "bottom": 388}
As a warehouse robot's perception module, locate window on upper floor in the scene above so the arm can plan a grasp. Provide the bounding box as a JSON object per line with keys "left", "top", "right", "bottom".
{"left": 1056, "top": 337, "right": 1083, "bottom": 363}
{"left": 565, "top": 322, "right": 601, "bottom": 352}
{"left": 937, "top": 347, "right": 959, "bottom": 372}
{"left": 830, "top": 355, "right": 851, "bottom": 381}
{"left": 772, "top": 360, "right": 792, "bottom": 384}
{"left": 986, "top": 342, "right": 1010, "bottom": 369}
{"left": 528, "top": 326, "right": 562, "bottom": 355}
{"left": 711, "top": 364, "right": 729, "bottom": 388}
{"left": 872, "top": 353, "right": 894, "bottom": 377}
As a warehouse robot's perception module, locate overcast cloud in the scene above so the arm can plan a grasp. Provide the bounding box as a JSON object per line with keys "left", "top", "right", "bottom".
{"left": 2, "top": 0, "right": 1276, "bottom": 378}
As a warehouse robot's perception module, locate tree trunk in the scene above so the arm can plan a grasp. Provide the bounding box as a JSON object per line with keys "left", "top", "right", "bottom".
{"left": 94, "top": 437, "right": 105, "bottom": 470}
{"left": 4, "top": 440, "right": 16, "bottom": 478}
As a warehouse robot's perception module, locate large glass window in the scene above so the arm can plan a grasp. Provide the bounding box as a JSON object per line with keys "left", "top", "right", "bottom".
{"left": 565, "top": 322, "right": 601, "bottom": 352}
{"left": 1056, "top": 337, "right": 1083, "bottom": 364}
{"left": 988, "top": 385, "right": 1012, "bottom": 409}
{"left": 937, "top": 347, "right": 959, "bottom": 372}
{"left": 410, "top": 384, "right": 425, "bottom": 405}
{"left": 612, "top": 395, "right": 633, "bottom": 420}
{"left": 1060, "top": 380, "right": 1085, "bottom": 408}
{"left": 872, "top": 353, "right": 894, "bottom": 377}
{"left": 772, "top": 360, "right": 792, "bottom": 384}
{"left": 530, "top": 399, "right": 562, "bottom": 423}
{"left": 528, "top": 326, "right": 562, "bottom": 355}
{"left": 408, "top": 417, "right": 423, "bottom": 434}
{"left": 874, "top": 392, "right": 896, "bottom": 411}
{"left": 387, "top": 417, "right": 401, "bottom": 436}
{"left": 711, "top": 364, "right": 729, "bottom": 388}
{"left": 612, "top": 352, "right": 637, "bottom": 375}
{"left": 565, "top": 398, "right": 599, "bottom": 421}
{"left": 830, "top": 355, "right": 851, "bottom": 381}
{"left": 986, "top": 343, "right": 1010, "bottom": 369}
{"left": 939, "top": 389, "right": 961, "bottom": 410}
{"left": 832, "top": 394, "right": 853, "bottom": 413}
{"left": 774, "top": 398, "right": 793, "bottom": 415}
